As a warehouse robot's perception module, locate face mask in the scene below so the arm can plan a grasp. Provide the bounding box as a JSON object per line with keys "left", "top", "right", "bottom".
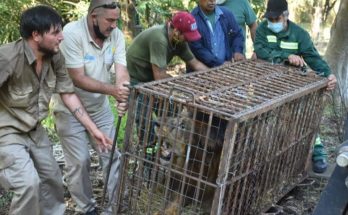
{"left": 267, "top": 21, "right": 284, "bottom": 33}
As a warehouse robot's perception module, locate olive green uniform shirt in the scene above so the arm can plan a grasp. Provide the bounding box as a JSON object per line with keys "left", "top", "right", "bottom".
{"left": 127, "top": 25, "right": 195, "bottom": 84}
{"left": 254, "top": 20, "right": 331, "bottom": 77}
{"left": 0, "top": 39, "right": 74, "bottom": 139}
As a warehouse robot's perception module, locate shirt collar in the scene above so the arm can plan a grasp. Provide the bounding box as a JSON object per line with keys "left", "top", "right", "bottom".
{"left": 83, "top": 16, "right": 94, "bottom": 44}
{"left": 215, "top": 6, "right": 223, "bottom": 18}
{"left": 23, "top": 39, "right": 36, "bottom": 65}
{"left": 279, "top": 20, "right": 291, "bottom": 37}
{"left": 199, "top": 6, "right": 223, "bottom": 20}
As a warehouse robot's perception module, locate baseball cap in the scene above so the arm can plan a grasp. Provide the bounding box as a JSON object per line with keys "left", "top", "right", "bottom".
{"left": 172, "top": 11, "right": 201, "bottom": 42}
{"left": 88, "top": 0, "right": 120, "bottom": 14}
{"left": 264, "top": 0, "right": 288, "bottom": 19}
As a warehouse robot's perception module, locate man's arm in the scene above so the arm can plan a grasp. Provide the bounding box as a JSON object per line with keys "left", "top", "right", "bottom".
{"left": 67, "top": 67, "right": 129, "bottom": 103}
{"left": 115, "top": 63, "right": 130, "bottom": 87}
{"left": 152, "top": 64, "right": 172, "bottom": 80}
{"left": 249, "top": 22, "right": 258, "bottom": 59}
{"left": 300, "top": 31, "right": 331, "bottom": 77}
{"left": 186, "top": 58, "right": 209, "bottom": 71}
{"left": 114, "top": 63, "right": 130, "bottom": 116}
{"left": 248, "top": 22, "right": 258, "bottom": 42}
{"left": 60, "top": 92, "right": 112, "bottom": 151}
{"left": 189, "top": 39, "right": 224, "bottom": 67}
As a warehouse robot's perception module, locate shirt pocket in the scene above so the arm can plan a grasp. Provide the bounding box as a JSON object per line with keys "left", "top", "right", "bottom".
{"left": 45, "top": 76, "right": 56, "bottom": 94}
{"left": 267, "top": 35, "right": 279, "bottom": 49}
{"left": 42, "top": 73, "right": 57, "bottom": 104}
{"left": 8, "top": 84, "right": 33, "bottom": 107}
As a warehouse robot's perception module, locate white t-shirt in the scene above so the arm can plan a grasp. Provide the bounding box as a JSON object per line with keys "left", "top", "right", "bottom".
{"left": 53, "top": 16, "right": 127, "bottom": 113}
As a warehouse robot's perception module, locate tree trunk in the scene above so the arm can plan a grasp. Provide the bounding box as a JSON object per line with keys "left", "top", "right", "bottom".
{"left": 325, "top": 0, "right": 348, "bottom": 107}
{"left": 325, "top": 0, "right": 348, "bottom": 141}
{"left": 311, "top": 6, "right": 322, "bottom": 40}
{"left": 120, "top": 0, "right": 142, "bottom": 41}
{"left": 322, "top": 0, "right": 338, "bottom": 23}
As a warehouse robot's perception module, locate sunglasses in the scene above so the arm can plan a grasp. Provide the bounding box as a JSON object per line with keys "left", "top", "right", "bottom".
{"left": 94, "top": 2, "right": 120, "bottom": 10}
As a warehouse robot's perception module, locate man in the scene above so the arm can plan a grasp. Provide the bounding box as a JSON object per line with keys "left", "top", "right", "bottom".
{"left": 127, "top": 11, "right": 208, "bottom": 85}
{"left": 217, "top": 0, "right": 258, "bottom": 59}
{"left": 126, "top": 11, "right": 208, "bottom": 176}
{"left": 0, "top": 5, "right": 111, "bottom": 215}
{"left": 189, "top": 0, "right": 245, "bottom": 68}
{"left": 254, "top": 0, "right": 337, "bottom": 173}
{"left": 51, "top": 0, "right": 130, "bottom": 214}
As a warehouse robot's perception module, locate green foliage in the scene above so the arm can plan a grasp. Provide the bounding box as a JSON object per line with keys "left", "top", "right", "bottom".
{"left": 250, "top": 0, "right": 266, "bottom": 19}
{"left": 43, "top": 0, "right": 89, "bottom": 23}
{"left": 0, "top": 0, "right": 88, "bottom": 44}
{"left": 135, "top": 0, "right": 196, "bottom": 28}
{"left": 133, "top": 0, "right": 265, "bottom": 28}
{"left": 291, "top": 0, "right": 314, "bottom": 23}
{"left": 41, "top": 103, "right": 60, "bottom": 144}
{"left": 0, "top": 0, "right": 33, "bottom": 44}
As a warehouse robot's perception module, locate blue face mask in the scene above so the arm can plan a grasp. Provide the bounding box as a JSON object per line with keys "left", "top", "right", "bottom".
{"left": 267, "top": 21, "right": 284, "bottom": 33}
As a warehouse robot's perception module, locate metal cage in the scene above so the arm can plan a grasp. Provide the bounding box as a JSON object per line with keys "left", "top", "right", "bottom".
{"left": 114, "top": 60, "right": 327, "bottom": 215}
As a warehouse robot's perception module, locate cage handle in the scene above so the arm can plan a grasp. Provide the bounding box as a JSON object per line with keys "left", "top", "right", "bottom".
{"left": 168, "top": 87, "right": 196, "bottom": 104}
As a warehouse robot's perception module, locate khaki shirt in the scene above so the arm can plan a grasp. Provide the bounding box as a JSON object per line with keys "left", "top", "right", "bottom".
{"left": 0, "top": 39, "right": 74, "bottom": 138}
{"left": 52, "top": 16, "right": 127, "bottom": 114}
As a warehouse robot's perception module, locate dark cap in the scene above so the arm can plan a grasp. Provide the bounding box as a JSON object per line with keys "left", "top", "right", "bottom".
{"left": 264, "top": 0, "right": 288, "bottom": 19}
{"left": 88, "top": 0, "right": 120, "bottom": 14}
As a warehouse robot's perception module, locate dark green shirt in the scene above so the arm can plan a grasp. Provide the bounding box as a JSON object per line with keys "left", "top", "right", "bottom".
{"left": 126, "top": 25, "right": 195, "bottom": 84}
{"left": 254, "top": 20, "right": 331, "bottom": 77}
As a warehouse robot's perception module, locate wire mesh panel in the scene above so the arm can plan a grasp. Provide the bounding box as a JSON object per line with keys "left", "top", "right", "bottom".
{"left": 115, "top": 60, "right": 327, "bottom": 215}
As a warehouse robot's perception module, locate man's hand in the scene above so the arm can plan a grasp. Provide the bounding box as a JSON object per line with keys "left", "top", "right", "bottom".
{"left": 60, "top": 93, "right": 113, "bottom": 153}
{"left": 326, "top": 74, "right": 337, "bottom": 91}
{"left": 251, "top": 52, "right": 257, "bottom": 60}
{"left": 116, "top": 102, "right": 128, "bottom": 117}
{"left": 288, "top": 54, "right": 305, "bottom": 67}
{"left": 233, "top": 53, "right": 245, "bottom": 62}
{"left": 114, "top": 81, "right": 130, "bottom": 116}
{"left": 223, "top": 61, "right": 232, "bottom": 66}
{"left": 91, "top": 128, "right": 112, "bottom": 153}
{"left": 113, "top": 81, "right": 130, "bottom": 103}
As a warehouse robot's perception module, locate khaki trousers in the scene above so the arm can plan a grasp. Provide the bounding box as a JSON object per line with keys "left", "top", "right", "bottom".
{"left": 55, "top": 106, "right": 121, "bottom": 214}
{"left": 0, "top": 127, "right": 65, "bottom": 215}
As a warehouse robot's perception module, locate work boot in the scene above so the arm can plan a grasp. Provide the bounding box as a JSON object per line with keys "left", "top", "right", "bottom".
{"left": 312, "top": 136, "right": 328, "bottom": 173}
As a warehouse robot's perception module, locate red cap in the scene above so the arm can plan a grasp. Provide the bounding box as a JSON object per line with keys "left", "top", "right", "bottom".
{"left": 172, "top": 11, "right": 201, "bottom": 42}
